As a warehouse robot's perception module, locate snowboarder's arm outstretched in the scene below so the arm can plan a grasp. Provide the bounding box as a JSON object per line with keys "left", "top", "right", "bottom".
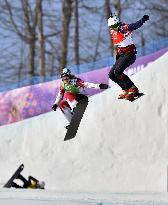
{"left": 76, "top": 78, "right": 108, "bottom": 89}
{"left": 83, "top": 82, "right": 108, "bottom": 89}
{"left": 126, "top": 15, "right": 149, "bottom": 32}
{"left": 120, "top": 15, "right": 149, "bottom": 33}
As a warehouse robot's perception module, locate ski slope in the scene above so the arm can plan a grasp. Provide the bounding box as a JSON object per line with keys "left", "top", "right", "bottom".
{"left": 0, "top": 52, "right": 168, "bottom": 204}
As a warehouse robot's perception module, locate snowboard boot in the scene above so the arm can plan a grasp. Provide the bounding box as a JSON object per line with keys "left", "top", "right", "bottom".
{"left": 125, "top": 86, "right": 139, "bottom": 101}
{"left": 118, "top": 90, "right": 129, "bottom": 99}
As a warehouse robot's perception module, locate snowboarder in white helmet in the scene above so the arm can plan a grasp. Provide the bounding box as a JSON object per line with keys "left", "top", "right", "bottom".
{"left": 52, "top": 68, "right": 108, "bottom": 128}
{"left": 108, "top": 13, "right": 149, "bottom": 101}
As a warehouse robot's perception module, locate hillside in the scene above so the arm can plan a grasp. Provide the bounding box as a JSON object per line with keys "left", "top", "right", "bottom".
{"left": 0, "top": 52, "right": 168, "bottom": 192}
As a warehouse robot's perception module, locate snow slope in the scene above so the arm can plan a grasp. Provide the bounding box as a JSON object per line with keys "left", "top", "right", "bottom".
{"left": 0, "top": 52, "right": 168, "bottom": 198}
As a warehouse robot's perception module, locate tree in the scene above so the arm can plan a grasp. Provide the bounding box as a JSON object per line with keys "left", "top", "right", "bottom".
{"left": 4, "top": 0, "right": 38, "bottom": 77}
{"left": 36, "top": 0, "right": 45, "bottom": 77}
{"left": 74, "top": 0, "right": 80, "bottom": 71}
{"left": 104, "top": 0, "right": 115, "bottom": 56}
{"left": 60, "top": 0, "right": 73, "bottom": 72}
{"left": 0, "top": 0, "right": 167, "bottom": 90}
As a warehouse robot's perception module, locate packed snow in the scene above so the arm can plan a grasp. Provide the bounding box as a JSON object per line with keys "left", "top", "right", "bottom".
{"left": 0, "top": 52, "right": 168, "bottom": 204}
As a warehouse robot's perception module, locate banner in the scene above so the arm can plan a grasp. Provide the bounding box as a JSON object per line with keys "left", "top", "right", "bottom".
{"left": 0, "top": 48, "right": 167, "bottom": 126}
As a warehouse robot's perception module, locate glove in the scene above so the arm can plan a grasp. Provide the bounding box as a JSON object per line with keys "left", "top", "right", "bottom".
{"left": 52, "top": 104, "right": 58, "bottom": 111}
{"left": 99, "top": 83, "right": 108, "bottom": 89}
{"left": 142, "top": 15, "right": 149, "bottom": 23}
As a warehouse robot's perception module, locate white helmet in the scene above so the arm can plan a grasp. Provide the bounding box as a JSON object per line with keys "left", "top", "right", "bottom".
{"left": 108, "top": 15, "right": 120, "bottom": 27}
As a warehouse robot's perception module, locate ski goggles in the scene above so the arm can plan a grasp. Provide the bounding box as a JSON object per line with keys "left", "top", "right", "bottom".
{"left": 62, "top": 76, "right": 70, "bottom": 81}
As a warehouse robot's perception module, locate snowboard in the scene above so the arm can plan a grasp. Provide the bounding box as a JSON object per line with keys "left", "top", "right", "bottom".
{"left": 125, "top": 93, "right": 144, "bottom": 102}
{"left": 64, "top": 98, "right": 88, "bottom": 141}
{"left": 3, "top": 164, "right": 24, "bottom": 188}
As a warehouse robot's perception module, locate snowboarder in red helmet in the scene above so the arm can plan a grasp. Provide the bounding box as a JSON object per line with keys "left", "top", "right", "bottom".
{"left": 108, "top": 13, "right": 149, "bottom": 101}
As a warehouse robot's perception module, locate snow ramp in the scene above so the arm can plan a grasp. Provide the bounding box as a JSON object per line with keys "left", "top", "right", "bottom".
{"left": 0, "top": 52, "right": 168, "bottom": 192}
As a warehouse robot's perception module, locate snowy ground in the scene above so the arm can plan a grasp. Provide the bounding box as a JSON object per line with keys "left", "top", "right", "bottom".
{"left": 0, "top": 52, "right": 168, "bottom": 204}
{"left": 1, "top": 190, "right": 168, "bottom": 205}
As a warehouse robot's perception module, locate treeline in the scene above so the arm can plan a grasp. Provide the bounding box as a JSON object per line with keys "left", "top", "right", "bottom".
{"left": 0, "top": 0, "right": 167, "bottom": 85}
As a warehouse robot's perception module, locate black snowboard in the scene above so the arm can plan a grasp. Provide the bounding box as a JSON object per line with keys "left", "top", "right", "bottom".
{"left": 64, "top": 99, "right": 88, "bottom": 141}
{"left": 3, "top": 164, "right": 24, "bottom": 188}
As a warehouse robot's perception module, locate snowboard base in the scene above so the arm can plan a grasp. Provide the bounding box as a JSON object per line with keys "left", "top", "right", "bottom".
{"left": 3, "top": 164, "right": 24, "bottom": 188}
{"left": 64, "top": 99, "right": 88, "bottom": 141}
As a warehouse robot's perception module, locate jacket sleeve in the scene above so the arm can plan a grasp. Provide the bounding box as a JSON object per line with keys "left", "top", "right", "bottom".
{"left": 76, "top": 78, "right": 100, "bottom": 89}
{"left": 54, "top": 84, "right": 64, "bottom": 105}
{"left": 127, "top": 19, "right": 143, "bottom": 31}
{"left": 82, "top": 82, "right": 100, "bottom": 89}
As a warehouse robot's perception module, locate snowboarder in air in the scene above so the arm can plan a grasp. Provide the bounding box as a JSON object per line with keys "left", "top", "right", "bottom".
{"left": 108, "top": 13, "right": 149, "bottom": 101}
{"left": 11, "top": 175, "right": 45, "bottom": 189}
{"left": 52, "top": 68, "right": 108, "bottom": 128}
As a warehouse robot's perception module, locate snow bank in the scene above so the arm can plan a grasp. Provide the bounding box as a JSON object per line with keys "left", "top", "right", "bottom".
{"left": 0, "top": 52, "right": 168, "bottom": 192}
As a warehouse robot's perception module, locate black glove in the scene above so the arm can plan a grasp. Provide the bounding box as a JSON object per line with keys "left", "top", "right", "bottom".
{"left": 99, "top": 83, "right": 108, "bottom": 89}
{"left": 52, "top": 104, "right": 58, "bottom": 111}
{"left": 142, "top": 15, "right": 149, "bottom": 23}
